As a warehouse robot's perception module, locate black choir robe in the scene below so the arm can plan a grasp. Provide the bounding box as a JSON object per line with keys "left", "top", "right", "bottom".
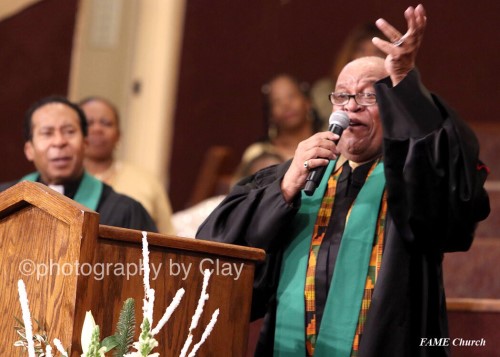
{"left": 197, "top": 70, "right": 490, "bottom": 357}
{"left": 0, "top": 176, "right": 158, "bottom": 232}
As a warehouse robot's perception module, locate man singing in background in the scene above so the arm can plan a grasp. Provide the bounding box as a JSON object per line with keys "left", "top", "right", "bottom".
{"left": 0, "top": 96, "right": 157, "bottom": 232}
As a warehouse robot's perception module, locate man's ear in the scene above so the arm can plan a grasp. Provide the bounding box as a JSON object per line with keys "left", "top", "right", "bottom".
{"left": 83, "top": 136, "right": 89, "bottom": 152}
{"left": 24, "top": 141, "right": 34, "bottom": 162}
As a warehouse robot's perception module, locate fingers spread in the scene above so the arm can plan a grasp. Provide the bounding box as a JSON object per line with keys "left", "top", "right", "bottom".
{"left": 372, "top": 36, "right": 392, "bottom": 55}
{"left": 375, "top": 18, "right": 402, "bottom": 43}
{"left": 405, "top": 6, "right": 416, "bottom": 34}
{"left": 416, "top": 4, "right": 427, "bottom": 20}
{"left": 406, "top": 5, "right": 427, "bottom": 37}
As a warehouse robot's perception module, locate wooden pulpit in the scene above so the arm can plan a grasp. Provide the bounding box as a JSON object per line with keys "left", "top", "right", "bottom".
{"left": 0, "top": 181, "right": 265, "bottom": 356}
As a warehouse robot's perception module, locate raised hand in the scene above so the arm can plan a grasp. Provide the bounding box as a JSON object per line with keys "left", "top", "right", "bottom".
{"left": 372, "top": 4, "right": 427, "bottom": 85}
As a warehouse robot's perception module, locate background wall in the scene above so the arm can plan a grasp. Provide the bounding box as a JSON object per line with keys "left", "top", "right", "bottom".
{"left": 0, "top": 0, "right": 41, "bottom": 21}
{"left": 169, "top": 0, "right": 500, "bottom": 210}
{"left": 0, "top": 0, "right": 498, "bottom": 212}
{"left": 69, "top": 0, "right": 138, "bottom": 129}
{"left": 69, "top": 0, "right": 186, "bottom": 184}
{"left": 0, "top": 0, "right": 78, "bottom": 182}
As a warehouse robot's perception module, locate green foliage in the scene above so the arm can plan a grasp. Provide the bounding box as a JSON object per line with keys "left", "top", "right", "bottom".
{"left": 100, "top": 335, "right": 118, "bottom": 354}
{"left": 112, "top": 298, "right": 136, "bottom": 357}
{"left": 137, "top": 317, "right": 158, "bottom": 356}
{"left": 84, "top": 325, "right": 118, "bottom": 357}
{"left": 140, "top": 318, "right": 151, "bottom": 342}
{"left": 86, "top": 326, "right": 101, "bottom": 356}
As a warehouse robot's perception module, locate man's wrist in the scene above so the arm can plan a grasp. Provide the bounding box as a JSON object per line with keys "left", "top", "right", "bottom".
{"left": 280, "top": 178, "right": 300, "bottom": 204}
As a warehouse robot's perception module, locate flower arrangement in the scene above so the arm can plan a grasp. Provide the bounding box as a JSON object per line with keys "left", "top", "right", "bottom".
{"left": 16, "top": 280, "right": 69, "bottom": 356}
{"left": 15, "top": 231, "right": 219, "bottom": 356}
{"left": 13, "top": 317, "right": 49, "bottom": 355}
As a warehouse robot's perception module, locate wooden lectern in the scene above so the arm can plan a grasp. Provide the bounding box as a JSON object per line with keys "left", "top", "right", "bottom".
{"left": 0, "top": 181, "right": 265, "bottom": 356}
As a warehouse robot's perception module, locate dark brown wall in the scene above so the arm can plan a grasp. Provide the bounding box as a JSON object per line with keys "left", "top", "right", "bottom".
{"left": 170, "top": 0, "right": 500, "bottom": 211}
{"left": 0, "top": 0, "right": 78, "bottom": 182}
{"left": 1, "top": 1, "right": 498, "bottom": 212}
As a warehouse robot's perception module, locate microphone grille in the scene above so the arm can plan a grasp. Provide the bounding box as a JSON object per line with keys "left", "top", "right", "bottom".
{"left": 328, "top": 111, "right": 350, "bottom": 129}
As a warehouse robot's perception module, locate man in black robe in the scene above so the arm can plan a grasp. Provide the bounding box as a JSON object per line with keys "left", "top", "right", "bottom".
{"left": 0, "top": 96, "right": 157, "bottom": 232}
{"left": 197, "top": 5, "right": 490, "bottom": 357}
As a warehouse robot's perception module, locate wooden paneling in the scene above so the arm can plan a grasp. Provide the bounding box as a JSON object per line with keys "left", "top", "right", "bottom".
{"left": 443, "top": 237, "right": 500, "bottom": 299}
{"left": 0, "top": 182, "right": 98, "bottom": 356}
{"left": 447, "top": 298, "right": 500, "bottom": 357}
{"left": 0, "top": 182, "right": 265, "bottom": 356}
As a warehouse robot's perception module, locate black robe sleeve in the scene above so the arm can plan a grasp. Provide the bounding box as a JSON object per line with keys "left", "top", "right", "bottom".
{"left": 97, "top": 184, "right": 158, "bottom": 232}
{"left": 197, "top": 160, "right": 300, "bottom": 320}
{"left": 375, "top": 69, "right": 490, "bottom": 253}
{"left": 197, "top": 161, "right": 298, "bottom": 252}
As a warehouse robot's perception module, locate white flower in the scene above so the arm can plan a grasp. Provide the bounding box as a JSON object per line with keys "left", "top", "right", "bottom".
{"left": 98, "top": 346, "right": 108, "bottom": 357}
{"left": 81, "top": 311, "right": 96, "bottom": 355}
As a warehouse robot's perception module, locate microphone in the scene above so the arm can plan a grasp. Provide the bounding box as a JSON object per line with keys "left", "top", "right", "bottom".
{"left": 303, "top": 110, "right": 350, "bottom": 196}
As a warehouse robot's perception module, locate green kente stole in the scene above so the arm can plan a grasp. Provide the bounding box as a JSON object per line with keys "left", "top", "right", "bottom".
{"left": 274, "top": 159, "right": 385, "bottom": 356}
{"left": 21, "top": 171, "right": 103, "bottom": 211}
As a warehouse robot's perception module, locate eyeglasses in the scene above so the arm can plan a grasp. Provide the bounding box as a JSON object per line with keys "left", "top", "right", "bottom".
{"left": 328, "top": 92, "right": 377, "bottom": 106}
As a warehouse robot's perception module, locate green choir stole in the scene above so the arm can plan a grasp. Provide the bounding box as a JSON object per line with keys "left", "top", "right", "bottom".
{"left": 21, "top": 171, "right": 103, "bottom": 211}
{"left": 274, "top": 159, "right": 385, "bottom": 356}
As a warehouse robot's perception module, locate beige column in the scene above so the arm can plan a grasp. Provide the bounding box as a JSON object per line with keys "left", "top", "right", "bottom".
{"left": 69, "top": 0, "right": 186, "bottom": 185}
{"left": 123, "top": 0, "right": 186, "bottom": 185}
